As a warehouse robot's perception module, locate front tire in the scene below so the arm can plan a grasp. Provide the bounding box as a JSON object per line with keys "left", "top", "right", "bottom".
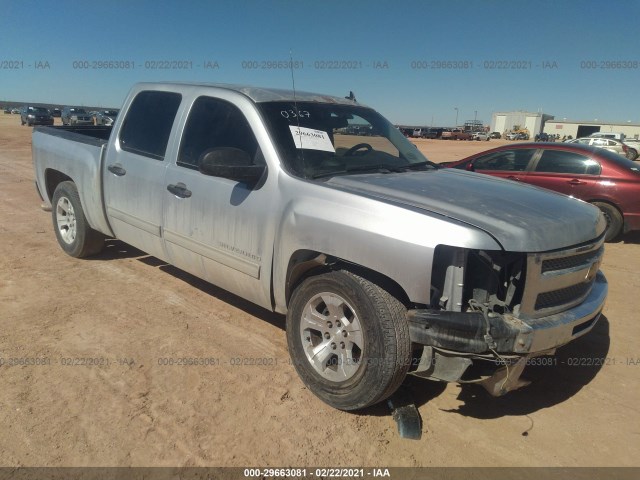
{"left": 52, "top": 181, "right": 105, "bottom": 257}
{"left": 592, "top": 202, "right": 623, "bottom": 242}
{"left": 286, "top": 270, "right": 411, "bottom": 410}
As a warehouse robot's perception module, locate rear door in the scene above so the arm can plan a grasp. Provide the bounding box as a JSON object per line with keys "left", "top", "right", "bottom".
{"left": 523, "top": 148, "right": 600, "bottom": 200}
{"left": 103, "top": 90, "right": 182, "bottom": 260}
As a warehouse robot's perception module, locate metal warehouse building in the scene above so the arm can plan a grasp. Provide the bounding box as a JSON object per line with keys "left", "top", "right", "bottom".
{"left": 491, "top": 111, "right": 554, "bottom": 136}
{"left": 543, "top": 120, "right": 640, "bottom": 140}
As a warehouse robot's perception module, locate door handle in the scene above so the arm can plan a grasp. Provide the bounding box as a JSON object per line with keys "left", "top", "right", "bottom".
{"left": 167, "top": 183, "right": 192, "bottom": 199}
{"left": 567, "top": 179, "right": 585, "bottom": 185}
{"left": 107, "top": 164, "right": 126, "bottom": 176}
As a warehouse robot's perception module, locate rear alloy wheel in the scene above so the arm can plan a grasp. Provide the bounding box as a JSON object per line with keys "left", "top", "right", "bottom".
{"left": 627, "top": 148, "right": 638, "bottom": 161}
{"left": 286, "top": 270, "right": 411, "bottom": 411}
{"left": 593, "top": 202, "right": 623, "bottom": 242}
{"left": 52, "top": 181, "right": 105, "bottom": 257}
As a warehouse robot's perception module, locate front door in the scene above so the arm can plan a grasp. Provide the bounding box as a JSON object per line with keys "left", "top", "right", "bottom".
{"left": 162, "top": 94, "right": 272, "bottom": 308}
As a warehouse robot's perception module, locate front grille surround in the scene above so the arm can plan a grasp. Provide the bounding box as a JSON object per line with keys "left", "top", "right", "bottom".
{"left": 519, "top": 237, "right": 605, "bottom": 319}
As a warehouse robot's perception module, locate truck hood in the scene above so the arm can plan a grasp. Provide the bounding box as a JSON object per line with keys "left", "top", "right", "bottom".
{"left": 325, "top": 168, "right": 605, "bottom": 252}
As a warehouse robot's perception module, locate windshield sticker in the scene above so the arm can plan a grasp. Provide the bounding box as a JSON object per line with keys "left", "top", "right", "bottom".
{"left": 289, "top": 126, "right": 335, "bottom": 152}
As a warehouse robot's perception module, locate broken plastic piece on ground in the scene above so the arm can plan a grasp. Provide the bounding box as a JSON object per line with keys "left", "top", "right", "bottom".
{"left": 387, "top": 387, "right": 422, "bottom": 440}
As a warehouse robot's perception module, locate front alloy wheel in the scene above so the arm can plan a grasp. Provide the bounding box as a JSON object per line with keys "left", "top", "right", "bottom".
{"left": 299, "top": 291, "right": 365, "bottom": 383}
{"left": 287, "top": 270, "right": 411, "bottom": 411}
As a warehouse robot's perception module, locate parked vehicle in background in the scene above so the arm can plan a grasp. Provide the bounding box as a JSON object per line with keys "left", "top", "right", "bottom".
{"left": 61, "top": 107, "right": 94, "bottom": 126}
{"left": 3, "top": 107, "right": 12, "bottom": 114}
{"left": 32, "top": 81, "right": 607, "bottom": 412}
{"left": 422, "top": 128, "right": 441, "bottom": 139}
{"left": 535, "top": 133, "right": 550, "bottom": 142}
{"left": 50, "top": 108, "right": 61, "bottom": 117}
{"left": 489, "top": 131, "right": 501, "bottom": 139}
{"left": 442, "top": 128, "right": 472, "bottom": 140}
{"left": 507, "top": 132, "right": 530, "bottom": 140}
{"left": 472, "top": 131, "right": 490, "bottom": 141}
{"left": 11, "top": 108, "right": 20, "bottom": 114}
{"left": 445, "top": 142, "right": 640, "bottom": 240}
{"left": 566, "top": 137, "right": 634, "bottom": 160}
{"left": 94, "top": 109, "right": 119, "bottom": 126}
{"left": 587, "top": 133, "right": 639, "bottom": 158}
{"left": 20, "top": 106, "right": 54, "bottom": 126}
{"left": 618, "top": 138, "right": 640, "bottom": 161}
{"left": 589, "top": 132, "right": 625, "bottom": 142}
{"left": 412, "top": 128, "right": 441, "bottom": 139}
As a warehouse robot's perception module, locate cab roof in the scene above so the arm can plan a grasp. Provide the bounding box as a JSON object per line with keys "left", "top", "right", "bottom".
{"left": 136, "top": 81, "right": 364, "bottom": 106}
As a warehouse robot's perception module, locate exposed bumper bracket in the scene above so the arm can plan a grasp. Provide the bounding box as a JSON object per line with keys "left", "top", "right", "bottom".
{"left": 479, "top": 356, "right": 531, "bottom": 396}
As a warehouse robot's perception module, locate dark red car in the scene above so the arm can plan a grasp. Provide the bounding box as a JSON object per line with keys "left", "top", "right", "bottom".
{"left": 444, "top": 143, "right": 640, "bottom": 241}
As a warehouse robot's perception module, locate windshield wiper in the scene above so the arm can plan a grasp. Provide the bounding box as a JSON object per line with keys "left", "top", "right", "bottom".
{"left": 346, "top": 164, "right": 400, "bottom": 174}
{"left": 397, "top": 161, "right": 441, "bottom": 171}
{"left": 311, "top": 170, "right": 348, "bottom": 179}
{"left": 311, "top": 161, "right": 439, "bottom": 179}
{"left": 312, "top": 164, "right": 395, "bottom": 179}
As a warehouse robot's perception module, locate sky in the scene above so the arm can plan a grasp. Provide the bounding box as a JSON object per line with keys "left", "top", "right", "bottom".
{"left": 1, "top": 0, "right": 639, "bottom": 126}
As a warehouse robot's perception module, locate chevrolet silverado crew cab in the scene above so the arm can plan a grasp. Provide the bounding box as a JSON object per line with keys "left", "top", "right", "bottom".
{"left": 32, "top": 82, "right": 608, "bottom": 411}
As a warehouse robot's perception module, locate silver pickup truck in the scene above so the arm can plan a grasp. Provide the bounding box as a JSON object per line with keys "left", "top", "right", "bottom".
{"left": 32, "top": 82, "right": 608, "bottom": 411}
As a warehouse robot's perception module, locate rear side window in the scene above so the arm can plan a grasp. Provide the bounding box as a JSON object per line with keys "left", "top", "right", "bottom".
{"left": 535, "top": 150, "right": 601, "bottom": 175}
{"left": 119, "top": 91, "right": 182, "bottom": 160}
{"left": 472, "top": 149, "right": 535, "bottom": 171}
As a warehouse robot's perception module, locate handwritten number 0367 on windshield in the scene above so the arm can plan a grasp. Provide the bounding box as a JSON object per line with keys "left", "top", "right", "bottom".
{"left": 280, "top": 110, "right": 310, "bottom": 119}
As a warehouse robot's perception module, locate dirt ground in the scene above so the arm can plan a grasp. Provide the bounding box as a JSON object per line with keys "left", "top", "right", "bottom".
{"left": 0, "top": 112, "right": 638, "bottom": 468}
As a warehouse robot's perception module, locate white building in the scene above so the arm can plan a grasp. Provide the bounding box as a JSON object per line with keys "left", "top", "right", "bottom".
{"left": 491, "top": 111, "right": 554, "bottom": 136}
{"left": 543, "top": 120, "right": 640, "bottom": 140}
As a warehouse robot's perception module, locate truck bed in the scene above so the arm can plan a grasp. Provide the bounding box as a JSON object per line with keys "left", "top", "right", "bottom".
{"left": 32, "top": 125, "right": 114, "bottom": 237}
{"left": 33, "top": 125, "right": 113, "bottom": 146}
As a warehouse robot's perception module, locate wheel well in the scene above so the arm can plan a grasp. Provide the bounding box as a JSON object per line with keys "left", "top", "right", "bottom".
{"left": 285, "top": 250, "right": 411, "bottom": 308}
{"left": 45, "top": 169, "right": 73, "bottom": 201}
{"left": 588, "top": 199, "right": 622, "bottom": 215}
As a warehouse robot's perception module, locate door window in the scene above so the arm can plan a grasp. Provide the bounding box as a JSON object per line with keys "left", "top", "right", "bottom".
{"left": 178, "top": 96, "right": 260, "bottom": 170}
{"left": 535, "top": 150, "right": 601, "bottom": 175}
{"left": 472, "top": 149, "right": 535, "bottom": 171}
{"left": 119, "top": 91, "right": 182, "bottom": 161}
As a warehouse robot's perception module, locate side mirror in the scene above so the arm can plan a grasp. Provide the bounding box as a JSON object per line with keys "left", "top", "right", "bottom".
{"left": 199, "top": 147, "right": 266, "bottom": 186}
{"left": 465, "top": 162, "right": 475, "bottom": 172}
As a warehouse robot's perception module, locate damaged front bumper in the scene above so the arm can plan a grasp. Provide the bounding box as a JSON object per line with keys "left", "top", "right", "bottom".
{"left": 406, "top": 271, "right": 607, "bottom": 395}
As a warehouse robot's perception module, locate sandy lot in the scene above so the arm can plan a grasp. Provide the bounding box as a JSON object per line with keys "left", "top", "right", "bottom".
{"left": 0, "top": 112, "right": 638, "bottom": 468}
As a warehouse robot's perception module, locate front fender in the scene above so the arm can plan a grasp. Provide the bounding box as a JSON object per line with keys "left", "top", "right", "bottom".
{"left": 271, "top": 180, "right": 500, "bottom": 312}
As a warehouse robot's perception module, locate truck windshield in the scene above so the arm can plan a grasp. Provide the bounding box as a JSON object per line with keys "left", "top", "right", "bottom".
{"left": 258, "top": 101, "right": 434, "bottom": 179}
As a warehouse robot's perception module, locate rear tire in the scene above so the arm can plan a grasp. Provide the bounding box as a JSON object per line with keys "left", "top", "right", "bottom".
{"left": 52, "top": 181, "right": 105, "bottom": 257}
{"left": 627, "top": 148, "right": 638, "bottom": 161}
{"left": 286, "top": 270, "right": 411, "bottom": 411}
{"left": 592, "top": 202, "right": 623, "bottom": 242}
